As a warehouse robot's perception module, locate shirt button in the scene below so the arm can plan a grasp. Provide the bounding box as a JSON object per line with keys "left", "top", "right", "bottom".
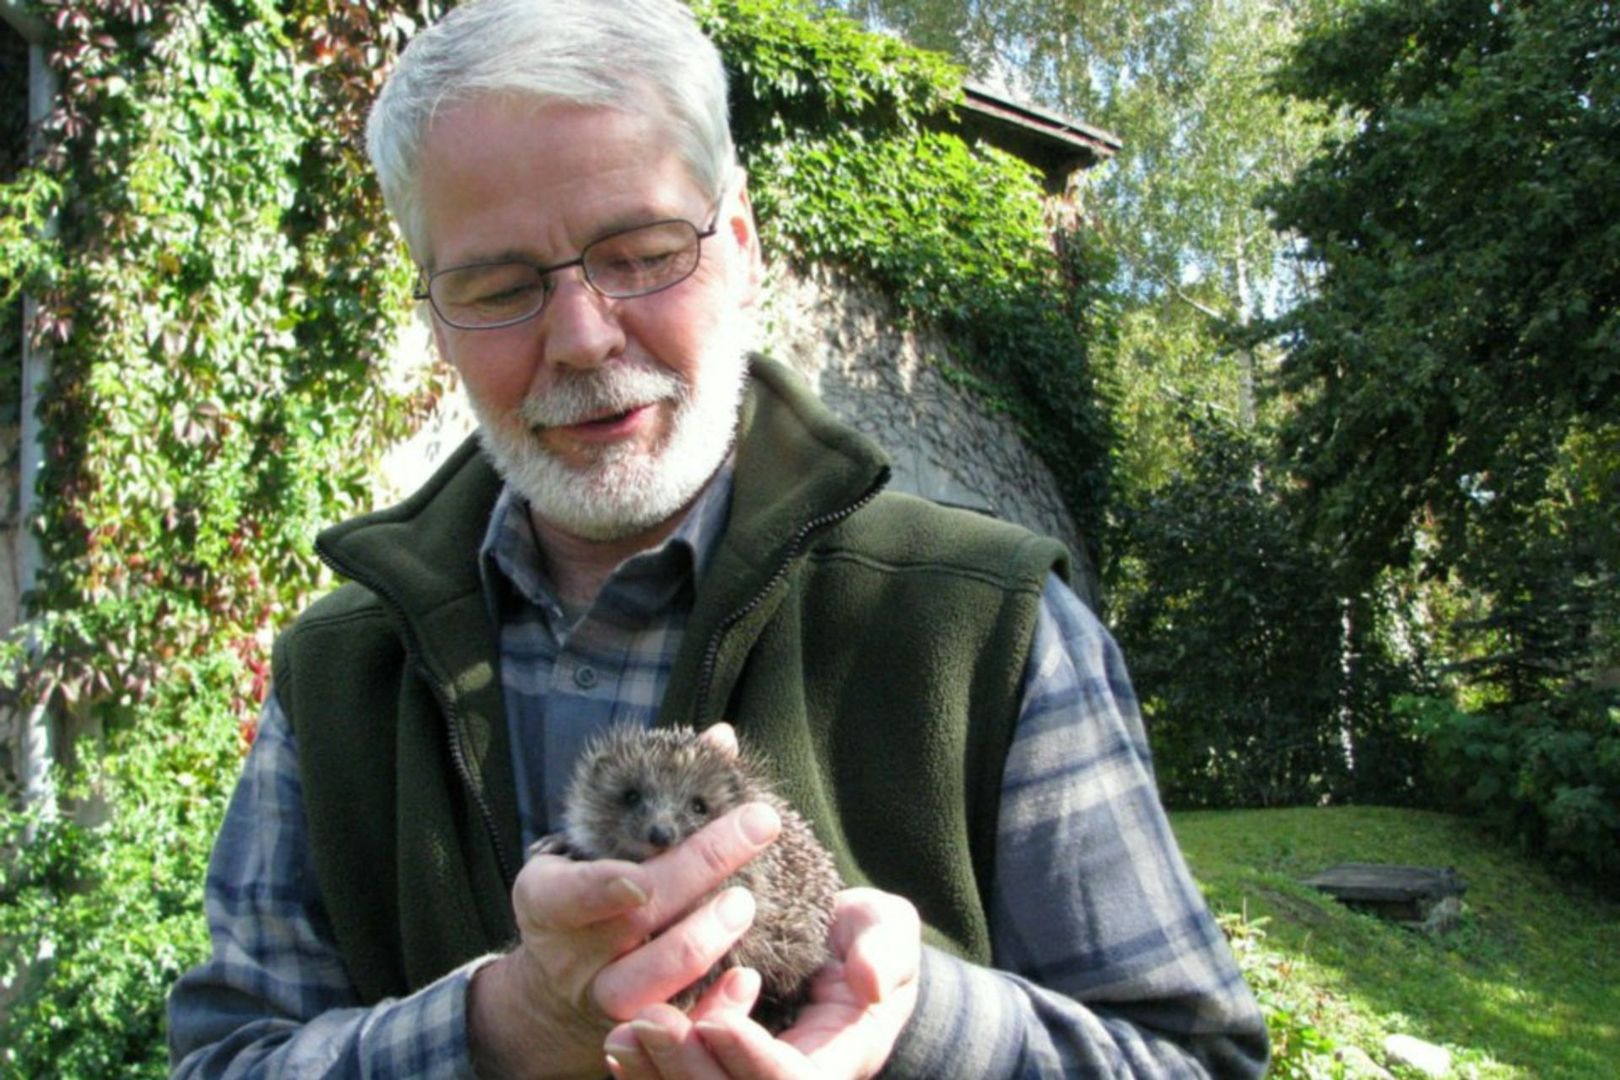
{"left": 573, "top": 665, "right": 598, "bottom": 690}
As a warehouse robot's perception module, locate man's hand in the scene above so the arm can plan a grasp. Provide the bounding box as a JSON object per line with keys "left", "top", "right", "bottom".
{"left": 599, "top": 887, "right": 922, "bottom": 1080}
{"left": 467, "top": 797, "right": 783, "bottom": 1080}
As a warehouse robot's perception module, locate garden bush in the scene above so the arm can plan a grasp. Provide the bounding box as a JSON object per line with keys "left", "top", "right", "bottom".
{"left": 1, "top": 657, "right": 244, "bottom": 1078}
{"left": 1403, "top": 691, "right": 1620, "bottom": 893}
{"left": 1111, "top": 409, "right": 1425, "bottom": 809}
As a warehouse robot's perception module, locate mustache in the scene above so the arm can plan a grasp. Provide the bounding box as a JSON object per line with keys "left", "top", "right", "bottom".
{"left": 519, "top": 361, "right": 687, "bottom": 429}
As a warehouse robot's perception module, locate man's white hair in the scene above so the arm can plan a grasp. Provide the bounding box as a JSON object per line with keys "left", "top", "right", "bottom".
{"left": 366, "top": 0, "right": 736, "bottom": 264}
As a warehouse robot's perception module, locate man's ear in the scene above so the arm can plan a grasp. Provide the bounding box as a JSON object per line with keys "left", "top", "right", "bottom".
{"left": 726, "top": 169, "right": 764, "bottom": 308}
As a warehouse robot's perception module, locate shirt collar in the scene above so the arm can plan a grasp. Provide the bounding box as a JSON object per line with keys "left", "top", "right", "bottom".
{"left": 479, "top": 458, "right": 735, "bottom": 628}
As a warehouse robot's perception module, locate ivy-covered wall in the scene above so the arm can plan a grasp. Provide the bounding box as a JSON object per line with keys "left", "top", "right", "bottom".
{"left": 766, "top": 265, "right": 1085, "bottom": 557}
{"left": 1, "top": 20, "right": 32, "bottom": 645}
{"left": 0, "top": 1, "right": 1111, "bottom": 1071}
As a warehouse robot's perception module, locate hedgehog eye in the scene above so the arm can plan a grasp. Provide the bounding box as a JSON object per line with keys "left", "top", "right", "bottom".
{"left": 622, "top": 788, "right": 642, "bottom": 809}
{"left": 690, "top": 796, "right": 708, "bottom": 817}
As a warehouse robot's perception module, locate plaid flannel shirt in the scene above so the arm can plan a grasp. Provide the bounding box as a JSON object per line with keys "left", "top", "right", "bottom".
{"left": 169, "top": 470, "right": 1265, "bottom": 1077}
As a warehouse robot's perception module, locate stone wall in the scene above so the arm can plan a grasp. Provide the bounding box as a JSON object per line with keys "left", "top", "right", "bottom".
{"left": 761, "top": 265, "right": 1083, "bottom": 565}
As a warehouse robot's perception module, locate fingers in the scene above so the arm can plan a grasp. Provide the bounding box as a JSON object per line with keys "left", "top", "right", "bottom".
{"left": 504, "top": 856, "right": 660, "bottom": 1031}
{"left": 593, "top": 887, "right": 924, "bottom": 1079}
{"left": 603, "top": 969, "right": 763, "bottom": 1080}
{"left": 689, "top": 966, "right": 763, "bottom": 1024}
{"left": 690, "top": 1015, "right": 805, "bottom": 1078}
{"left": 594, "top": 886, "right": 756, "bottom": 1018}
{"left": 766, "top": 888, "right": 921, "bottom": 1076}
{"left": 505, "top": 798, "right": 784, "bottom": 1044}
{"left": 515, "top": 801, "right": 780, "bottom": 944}
{"left": 514, "top": 853, "right": 652, "bottom": 935}
{"left": 829, "top": 888, "right": 921, "bottom": 1005}
{"left": 604, "top": 1005, "right": 712, "bottom": 1080}
{"left": 626, "top": 802, "right": 780, "bottom": 935}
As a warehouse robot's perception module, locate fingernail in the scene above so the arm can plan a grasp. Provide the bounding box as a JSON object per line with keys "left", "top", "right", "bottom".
{"left": 630, "top": 1018, "right": 675, "bottom": 1053}
{"left": 726, "top": 966, "right": 762, "bottom": 1003}
{"left": 718, "top": 886, "right": 756, "bottom": 931}
{"left": 739, "top": 802, "right": 779, "bottom": 845}
{"left": 606, "top": 876, "right": 649, "bottom": 907}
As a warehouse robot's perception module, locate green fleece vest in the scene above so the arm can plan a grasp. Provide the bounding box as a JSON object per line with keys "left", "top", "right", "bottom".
{"left": 273, "top": 356, "right": 1070, "bottom": 1002}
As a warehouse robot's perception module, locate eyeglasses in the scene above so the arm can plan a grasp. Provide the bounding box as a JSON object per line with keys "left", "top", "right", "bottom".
{"left": 416, "top": 213, "right": 720, "bottom": 330}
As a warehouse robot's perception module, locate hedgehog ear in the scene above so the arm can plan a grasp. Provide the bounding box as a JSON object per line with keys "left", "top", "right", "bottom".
{"left": 699, "top": 722, "right": 740, "bottom": 760}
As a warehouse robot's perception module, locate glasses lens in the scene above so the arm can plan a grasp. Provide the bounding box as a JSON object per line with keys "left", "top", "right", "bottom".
{"left": 584, "top": 221, "right": 701, "bottom": 299}
{"left": 430, "top": 263, "right": 547, "bottom": 328}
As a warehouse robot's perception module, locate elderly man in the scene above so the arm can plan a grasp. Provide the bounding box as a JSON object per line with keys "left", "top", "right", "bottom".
{"left": 168, "top": 1, "right": 1267, "bottom": 1076}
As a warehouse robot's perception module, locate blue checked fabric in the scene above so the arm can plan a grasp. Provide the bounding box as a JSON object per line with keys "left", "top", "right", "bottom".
{"left": 169, "top": 471, "right": 1265, "bottom": 1077}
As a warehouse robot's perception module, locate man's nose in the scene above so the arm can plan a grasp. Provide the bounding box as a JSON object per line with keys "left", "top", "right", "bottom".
{"left": 541, "top": 272, "right": 625, "bottom": 369}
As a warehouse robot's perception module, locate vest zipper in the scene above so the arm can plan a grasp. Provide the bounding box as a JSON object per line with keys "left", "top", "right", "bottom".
{"left": 693, "top": 469, "right": 889, "bottom": 724}
{"left": 313, "top": 547, "right": 521, "bottom": 887}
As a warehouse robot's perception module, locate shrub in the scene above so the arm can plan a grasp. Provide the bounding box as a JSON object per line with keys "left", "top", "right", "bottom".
{"left": 0, "top": 656, "right": 245, "bottom": 1078}
{"left": 1111, "top": 410, "right": 1425, "bottom": 808}
{"left": 1403, "top": 691, "right": 1620, "bottom": 892}
{"left": 1217, "top": 910, "right": 1346, "bottom": 1080}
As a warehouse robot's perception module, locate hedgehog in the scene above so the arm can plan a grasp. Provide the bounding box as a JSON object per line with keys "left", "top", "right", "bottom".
{"left": 530, "top": 723, "right": 843, "bottom": 1032}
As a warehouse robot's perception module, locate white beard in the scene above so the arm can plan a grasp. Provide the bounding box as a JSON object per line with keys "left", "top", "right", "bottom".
{"left": 471, "top": 346, "right": 749, "bottom": 541}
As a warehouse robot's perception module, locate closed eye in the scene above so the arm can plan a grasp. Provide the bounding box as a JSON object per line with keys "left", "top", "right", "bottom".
{"left": 478, "top": 281, "right": 543, "bottom": 305}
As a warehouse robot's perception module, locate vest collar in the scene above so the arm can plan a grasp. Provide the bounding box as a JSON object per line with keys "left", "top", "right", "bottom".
{"left": 315, "top": 355, "right": 889, "bottom": 628}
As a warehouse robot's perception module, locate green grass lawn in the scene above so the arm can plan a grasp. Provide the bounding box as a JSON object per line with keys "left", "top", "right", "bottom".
{"left": 1172, "top": 806, "right": 1620, "bottom": 1079}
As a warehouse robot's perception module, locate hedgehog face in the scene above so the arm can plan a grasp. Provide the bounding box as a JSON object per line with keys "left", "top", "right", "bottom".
{"left": 564, "top": 728, "right": 751, "bottom": 861}
{"left": 603, "top": 769, "right": 713, "bottom": 858}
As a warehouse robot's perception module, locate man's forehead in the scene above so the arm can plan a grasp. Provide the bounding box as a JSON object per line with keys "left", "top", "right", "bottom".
{"left": 416, "top": 98, "right": 711, "bottom": 269}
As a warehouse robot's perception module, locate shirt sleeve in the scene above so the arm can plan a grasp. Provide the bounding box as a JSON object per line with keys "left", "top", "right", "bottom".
{"left": 883, "top": 573, "right": 1269, "bottom": 1078}
{"left": 167, "top": 692, "right": 487, "bottom": 1079}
